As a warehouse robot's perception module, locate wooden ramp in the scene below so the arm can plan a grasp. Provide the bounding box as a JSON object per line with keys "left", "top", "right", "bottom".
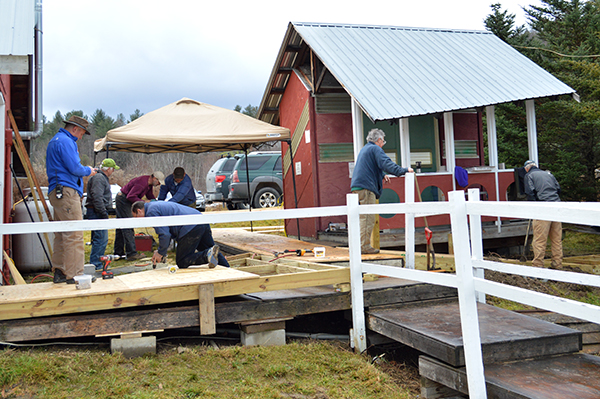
{"left": 367, "top": 299, "right": 600, "bottom": 398}
{"left": 212, "top": 228, "right": 456, "bottom": 270}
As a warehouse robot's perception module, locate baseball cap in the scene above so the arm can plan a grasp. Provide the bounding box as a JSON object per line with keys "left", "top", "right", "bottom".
{"left": 101, "top": 158, "right": 120, "bottom": 170}
{"left": 152, "top": 171, "right": 165, "bottom": 184}
{"left": 524, "top": 160, "right": 536, "bottom": 168}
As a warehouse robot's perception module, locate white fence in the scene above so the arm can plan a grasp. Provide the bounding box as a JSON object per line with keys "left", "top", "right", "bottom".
{"left": 3, "top": 173, "right": 600, "bottom": 398}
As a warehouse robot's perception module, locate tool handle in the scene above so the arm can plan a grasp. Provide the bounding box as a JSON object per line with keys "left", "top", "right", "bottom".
{"left": 425, "top": 227, "right": 433, "bottom": 242}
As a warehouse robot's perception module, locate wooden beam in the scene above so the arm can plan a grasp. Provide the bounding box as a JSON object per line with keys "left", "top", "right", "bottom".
{"left": 199, "top": 284, "right": 215, "bottom": 335}
{"left": 4, "top": 251, "right": 26, "bottom": 285}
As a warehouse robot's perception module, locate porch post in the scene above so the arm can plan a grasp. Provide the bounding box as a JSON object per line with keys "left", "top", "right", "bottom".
{"left": 405, "top": 172, "right": 415, "bottom": 269}
{"left": 351, "top": 98, "right": 364, "bottom": 161}
{"left": 487, "top": 105, "right": 502, "bottom": 231}
{"left": 525, "top": 100, "right": 539, "bottom": 165}
{"left": 443, "top": 112, "right": 456, "bottom": 190}
{"left": 485, "top": 106, "right": 498, "bottom": 169}
{"left": 399, "top": 118, "right": 410, "bottom": 168}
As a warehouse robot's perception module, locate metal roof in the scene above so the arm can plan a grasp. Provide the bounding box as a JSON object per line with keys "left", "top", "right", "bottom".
{"left": 258, "top": 22, "right": 575, "bottom": 123}
{"left": 0, "top": 0, "right": 35, "bottom": 56}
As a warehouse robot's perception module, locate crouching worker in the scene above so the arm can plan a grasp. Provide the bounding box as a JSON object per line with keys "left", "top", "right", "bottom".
{"left": 131, "top": 201, "right": 229, "bottom": 268}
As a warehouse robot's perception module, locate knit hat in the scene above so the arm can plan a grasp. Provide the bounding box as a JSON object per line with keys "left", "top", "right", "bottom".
{"left": 101, "top": 158, "right": 120, "bottom": 170}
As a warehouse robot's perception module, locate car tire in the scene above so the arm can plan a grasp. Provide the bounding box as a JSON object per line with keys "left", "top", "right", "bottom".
{"left": 226, "top": 202, "right": 236, "bottom": 211}
{"left": 254, "top": 187, "right": 280, "bottom": 208}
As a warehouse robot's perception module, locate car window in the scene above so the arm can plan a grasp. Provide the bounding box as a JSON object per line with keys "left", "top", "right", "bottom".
{"left": 273, "top": 156, "right": 282, "bottom": 171}
{"left": 238, "top": 156, "right": 271, "bottom": 171}
{"left": 222, "top": 158, "right": 237, "bottom": 171}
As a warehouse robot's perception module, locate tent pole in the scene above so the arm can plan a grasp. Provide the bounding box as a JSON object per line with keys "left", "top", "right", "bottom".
{"left": 244, "top": 146, "right": 253, "bottom": 233}
{"left": 287, "top": 139, "right": 301, "bottom": 241}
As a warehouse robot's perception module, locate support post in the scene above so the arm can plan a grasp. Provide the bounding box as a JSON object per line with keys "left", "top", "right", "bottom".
{"left": 199, "top": 284, "right": 216, "bottom": 335}
{"left": 347, "top": 193, "right": 366, "bottom": 353}
{"left": 399, "top": 118, "right": 411, "bottom": 168}
{"left": 526, "top": 99, "right": 538, "bottom": 165}
{"left": 448, "top": 191, "right": 487, "bottom": 398}
{"left": 468, "top": 189, "right": 485, "bottom": 304}
{"left": 443, "top": 113, "right": 456, "bottom": 191}
{"left": 351, "top": 98, "right": 364, "bottom": 162}
{"left": 0, "top": 93, "right": 4, "bottom": 281}
{"left": 405, "top": 172, "right": 415, "bottom": 269}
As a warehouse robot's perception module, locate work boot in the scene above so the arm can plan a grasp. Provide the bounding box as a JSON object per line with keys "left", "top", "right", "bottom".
{"left": 207, "top": 245, "right": 220, "bottom": 268}
{"left": 53, "top": 268, "right": 67, "bottom": 284}
{"left": 361, "top": 246, "right": 380, "bottom": 255}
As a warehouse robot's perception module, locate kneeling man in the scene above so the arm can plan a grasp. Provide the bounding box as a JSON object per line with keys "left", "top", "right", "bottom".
{"left": 131, "top": 201, "right": 229, "bottom": 268}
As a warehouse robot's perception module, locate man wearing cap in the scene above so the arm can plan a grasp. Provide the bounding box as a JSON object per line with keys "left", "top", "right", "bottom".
{"left": 158, "top": 167, "right": 196, "bottom": 207}
{"left": 46, "top": 115, "right": 98, "bottom": 284}
{"left": 524, "top": 160, "right": 563, "bottom": 268}
{"left": 114, "top": 172, "right": 164, "bottom": 261}
{"left": 86, "top": 158, "right": 119, "bottom": 270}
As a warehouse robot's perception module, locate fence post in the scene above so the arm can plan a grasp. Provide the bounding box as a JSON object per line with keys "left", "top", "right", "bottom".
{"left": 347, "top": 193, "right": 367, "bottom": 353}
{"left": 405, "top": 172, "right": 415, "bottom": 269}
{"left": 468, "top": 188, "right": 486, "bottom": 304}
{"left": 448, "top": 191, "right": 487, "bottom": 398}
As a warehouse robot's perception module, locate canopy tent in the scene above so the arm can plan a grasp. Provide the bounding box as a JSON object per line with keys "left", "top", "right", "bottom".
{"left": 93, "top": 98, "right": 299, "bottom": 236}
{"left": 94, "top": 98, "right": 290, "bottom": 154}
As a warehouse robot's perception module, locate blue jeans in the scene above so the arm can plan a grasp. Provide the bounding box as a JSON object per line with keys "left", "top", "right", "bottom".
{"left": 175, "top": 224, "right": 229, "bottom": 268}
{"left": 86, "top": 207, "right": 109, "bottom": 270}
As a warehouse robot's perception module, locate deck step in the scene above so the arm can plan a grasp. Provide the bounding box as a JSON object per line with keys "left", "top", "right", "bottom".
{"left": 367, "top": 299, "right": 581, "bottom": 367}
{"left": 419, "top": 354, "right": 600, "bottom": 399}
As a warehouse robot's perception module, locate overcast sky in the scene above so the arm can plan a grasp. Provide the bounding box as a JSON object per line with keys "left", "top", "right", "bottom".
{"left": 42, "top": 0, "right": 541, "bottom": 120}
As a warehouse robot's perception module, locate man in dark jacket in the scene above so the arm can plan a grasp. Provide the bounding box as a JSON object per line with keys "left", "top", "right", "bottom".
{"left": 131, "top": 201, "right": 229, "bottom": 268}
{"left": 351, "top": 128, "right": 413, "bottom": 254}
{"left": 158, "top": 167, "right": 196, "bottom": 207}
{"left": 524, "top": 160, "right": 562, "bottom": 268}
{"left": 86, "top": 158, "right": 119, "bottom": 270}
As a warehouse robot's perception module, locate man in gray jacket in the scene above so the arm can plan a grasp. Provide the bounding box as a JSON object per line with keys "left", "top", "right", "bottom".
{"left": 524, "top": 160, "right": 562, "bottom": 268}
{"left": 86, "top": 158, "right": 119, "bottom": 270}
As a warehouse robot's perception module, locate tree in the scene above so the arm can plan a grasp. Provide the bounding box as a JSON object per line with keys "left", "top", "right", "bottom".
{"left": 484, "top": 3, "right": 526, "bottom": 43}
{"left": 485, "top": 1, "right": 600, "bottom": 200}
{"left": 129, "top": 109, "right": 143, "bottom": 122}
{"left": 234, "top": 104, "right": 258, "bottom": 118}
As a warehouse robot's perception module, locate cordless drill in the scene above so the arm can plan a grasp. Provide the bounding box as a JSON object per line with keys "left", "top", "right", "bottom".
{"left": 99, "top": 254, "right": 121, "bottom": 279}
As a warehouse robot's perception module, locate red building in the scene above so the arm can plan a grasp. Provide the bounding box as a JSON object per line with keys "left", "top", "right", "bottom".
{"left": 1, "top": 0, "right": 43, "bottom": 283}
{"left": 258, "top": 23, "right": 576, "bottom": 248}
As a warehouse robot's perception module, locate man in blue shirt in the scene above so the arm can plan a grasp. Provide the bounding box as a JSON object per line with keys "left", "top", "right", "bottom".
{"left": 158, "top": 167, "right": 196, "bottom": 207}
{"left": 351, "top": 128, "right": 413, "bottom": 254}
{"left": 131, "top": 201, "right": 229, "bottom": 268}
{"left": 46, "top": 115, "right": 97, "bottom": 283}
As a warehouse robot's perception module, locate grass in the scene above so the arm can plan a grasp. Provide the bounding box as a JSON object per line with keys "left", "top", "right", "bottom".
{"left": 0, "top": 341, "right": 416, "bottom": 399}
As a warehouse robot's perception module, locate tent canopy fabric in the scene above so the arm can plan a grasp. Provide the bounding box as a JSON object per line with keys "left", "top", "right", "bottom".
{"left": 94, "top": 98, "right": 291, "bottom": 154}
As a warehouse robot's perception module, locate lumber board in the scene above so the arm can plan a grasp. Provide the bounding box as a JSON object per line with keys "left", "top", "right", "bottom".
{"left": 0, "top": 264, "right": 350, "bottom": 321}
{"left": 198, "top": 284, "right": 215, "bottom": 335}
{"left": 4, "top": 251, "right": 26, "bottom": 285}
{"left": 0, "top": 279, "right": 455, "bottom": 342}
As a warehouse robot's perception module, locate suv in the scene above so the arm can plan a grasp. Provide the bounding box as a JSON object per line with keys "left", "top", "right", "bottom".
{"left": 228, "top": 151, "right": 283, "bottom": 209}
{"left": 205, "top": 155, "right": 240, "bottom": 208}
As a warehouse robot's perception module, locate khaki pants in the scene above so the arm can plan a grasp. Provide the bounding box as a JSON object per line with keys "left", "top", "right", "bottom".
{"left": 49, "top": 186, "right": 85, "bottom": 279}
{"left": 355, "top": 189, "right": 376, "bottom": 250}
{"left": 531, "top": 219, "right": 563, "bottom": 268}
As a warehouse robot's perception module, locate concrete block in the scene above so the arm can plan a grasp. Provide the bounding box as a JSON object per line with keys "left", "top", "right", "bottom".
{"left": 241, "top": 328, "right": 285, "bottom": 347}
{"left": 111, "top": 335, "right": 156, "bottom": 358}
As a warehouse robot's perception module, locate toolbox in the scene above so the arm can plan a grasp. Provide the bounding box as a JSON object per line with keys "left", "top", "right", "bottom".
{"left": 134, "top": 234, "right": 153, "bottom": 252}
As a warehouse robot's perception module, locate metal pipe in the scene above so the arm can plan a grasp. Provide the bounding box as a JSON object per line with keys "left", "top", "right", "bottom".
{"left": 18, "top": 0, "right": 43, "bottom": 140}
